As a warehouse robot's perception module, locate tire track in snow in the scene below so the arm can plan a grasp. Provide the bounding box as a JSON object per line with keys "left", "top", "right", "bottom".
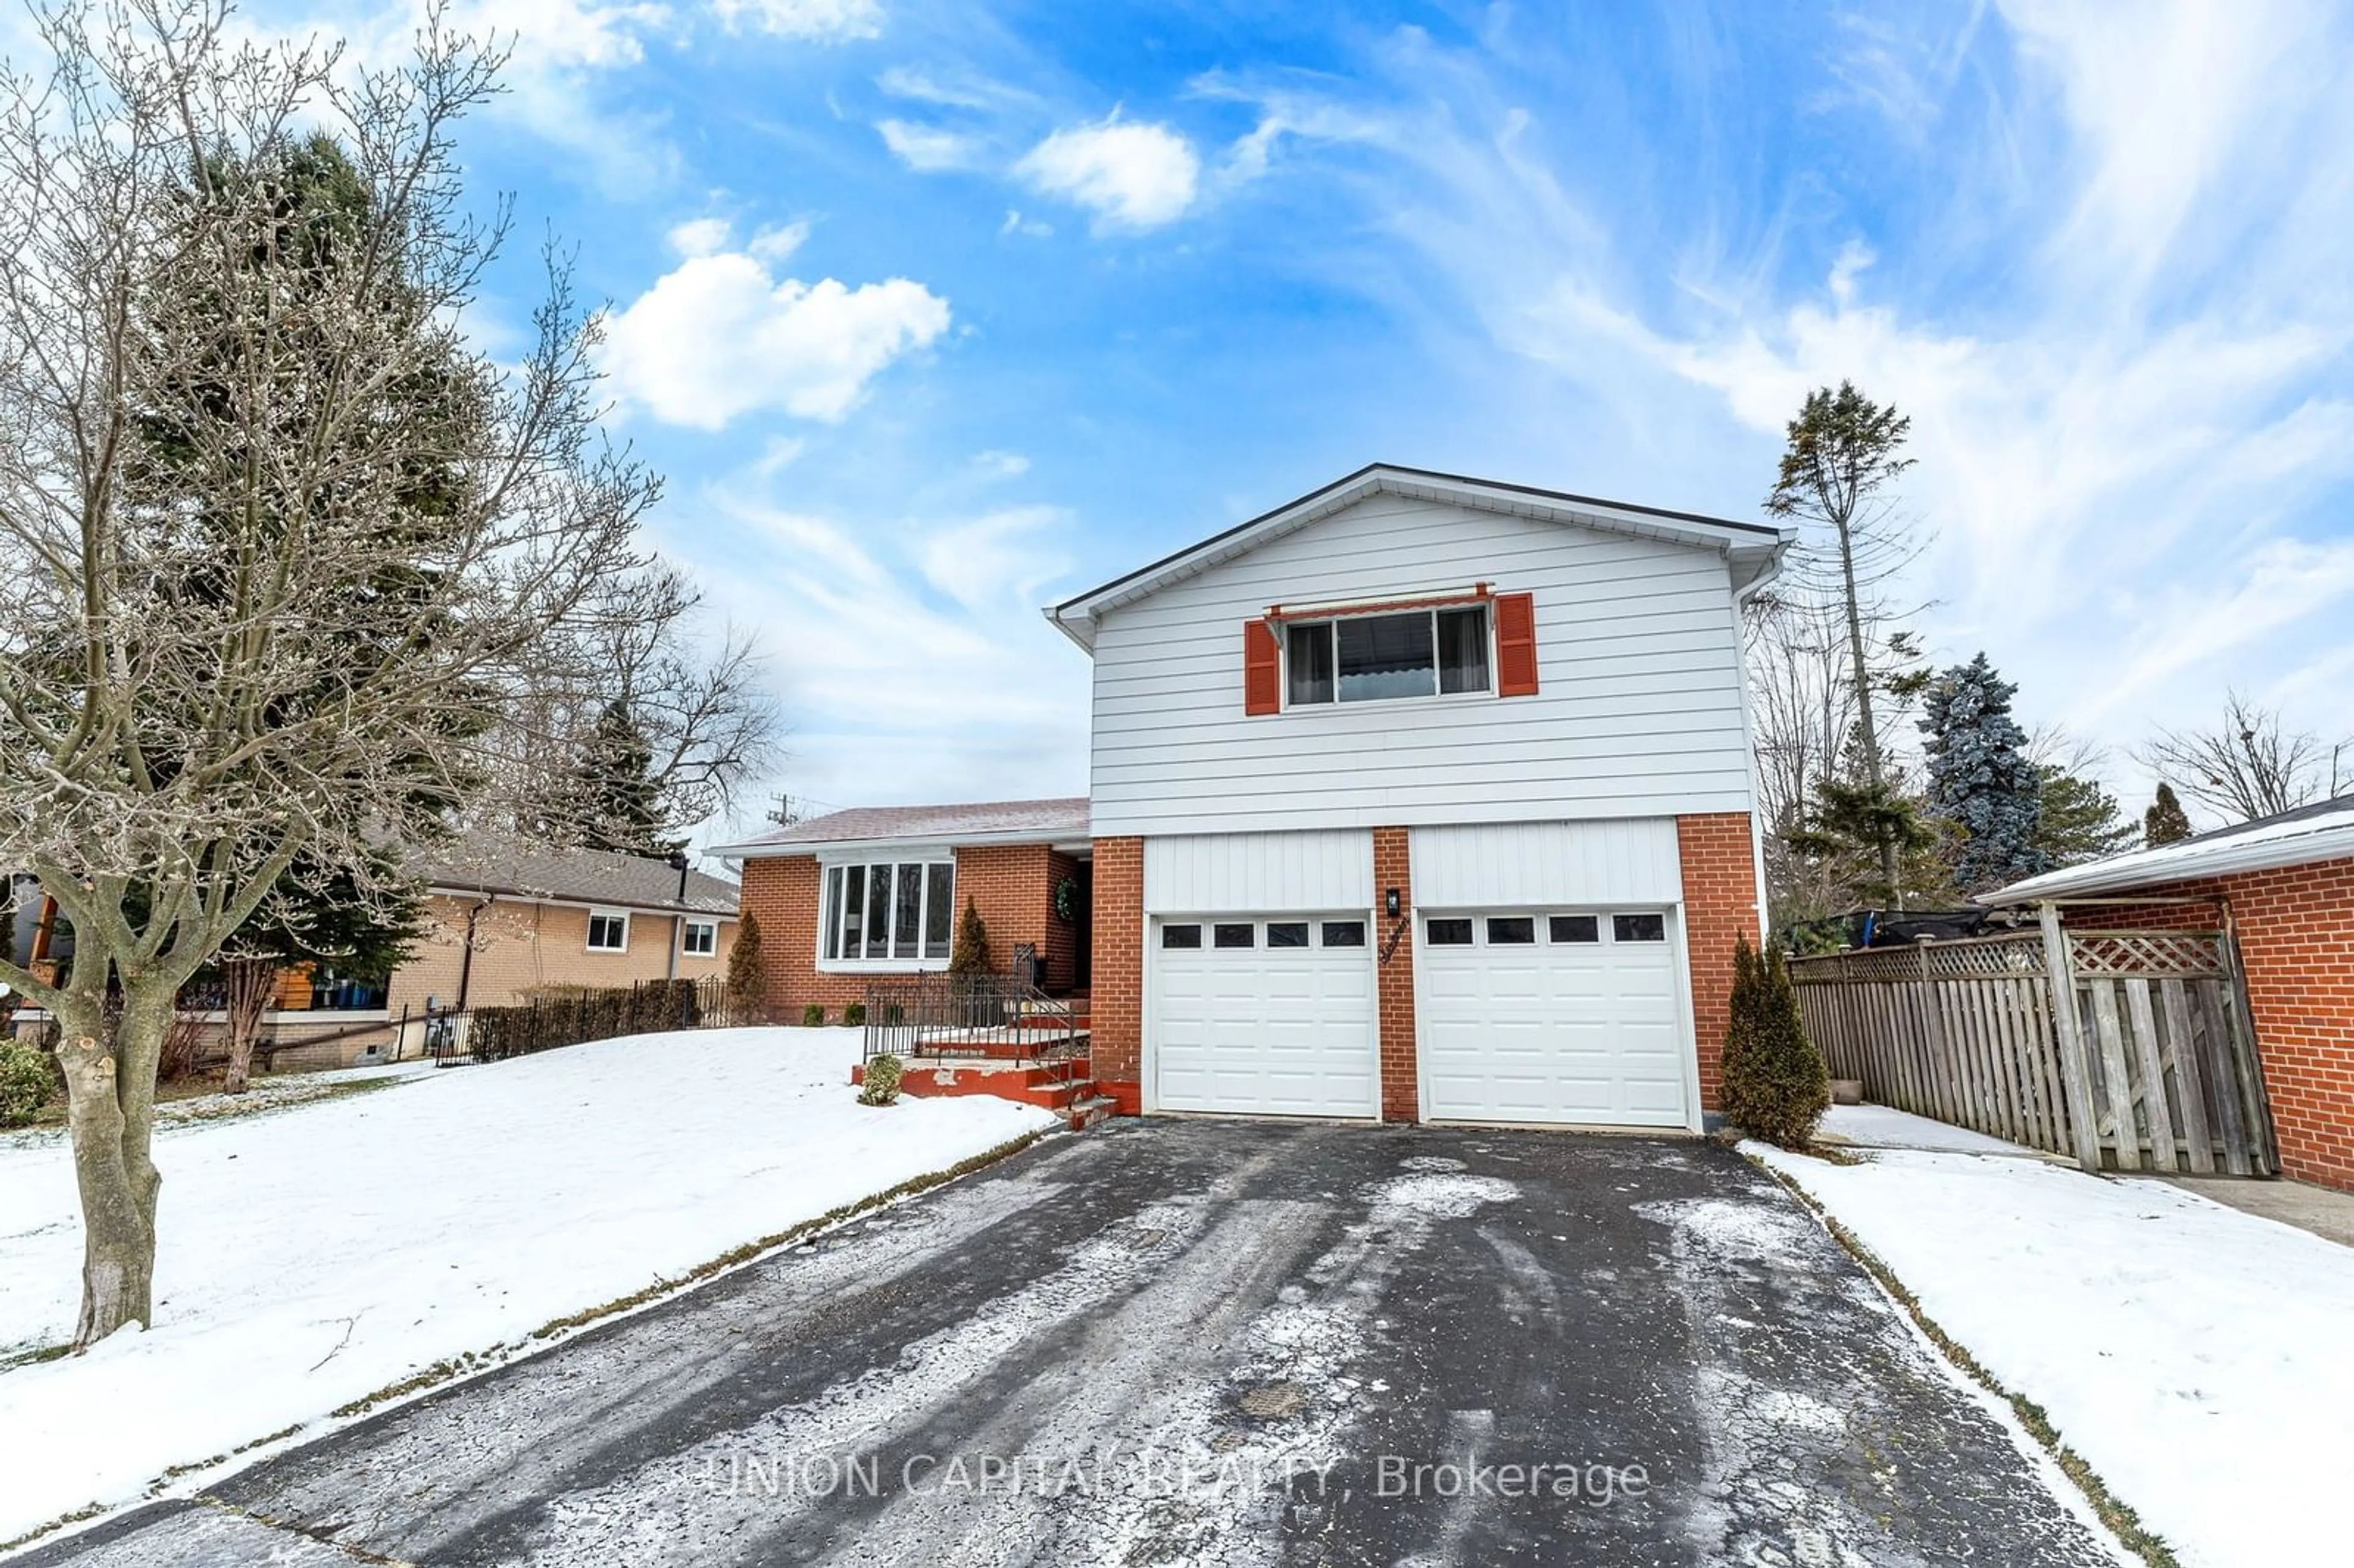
{"left": 807, "top": 1166, "right": 1521, "bottom": 1568}
{"left": 508, "top": 1200, "right": 1211, "bottom": 1567}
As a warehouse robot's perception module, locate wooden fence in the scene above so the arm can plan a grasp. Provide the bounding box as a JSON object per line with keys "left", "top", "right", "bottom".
{"left": 1790, "top": 921, "right": 2277, "bottom": 1176}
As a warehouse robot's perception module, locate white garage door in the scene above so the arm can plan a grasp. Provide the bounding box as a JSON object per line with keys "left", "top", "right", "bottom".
{"left": 1152, "top": 915, "right": 1377, "bottom": 1118}
{"left": 1420, "top": 910, "right": 1688, "bottom": 1127}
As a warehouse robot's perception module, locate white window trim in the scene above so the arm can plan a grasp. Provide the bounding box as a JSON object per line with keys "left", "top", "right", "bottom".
{"left": 680, "top": 918, "right": 718, "bottom": 957}
{"left": 585, "top": 909, "right": 630, "bottom": 953}
{"left": 1281, "top": 601, "right": 1496, "bottom": 712}
{"left": 816, "top": 856, "right": 958, "bottom": 973}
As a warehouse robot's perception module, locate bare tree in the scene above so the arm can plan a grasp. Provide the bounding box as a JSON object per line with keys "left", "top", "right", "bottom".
{"left": 494, "top": 562, "right": 783, "bottom": 847}
{"left": 0, "top": 1, "right": 655, "bottom": 1342}
{"left": 2136, "top": 691, "right": 2350, "bottom": 824}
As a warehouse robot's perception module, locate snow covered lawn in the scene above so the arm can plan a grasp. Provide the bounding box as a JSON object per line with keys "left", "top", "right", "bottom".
{"left": 0, "top": 1027, "right": 1057, "bottom": 1545}
{"left": 1751, "top": 1140, "right": 2354, "bottom": 1567}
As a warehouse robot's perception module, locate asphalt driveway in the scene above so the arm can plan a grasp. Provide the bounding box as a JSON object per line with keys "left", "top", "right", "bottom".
{"left": 23, "top": 1120, "right": 2122, "bottom": 1566}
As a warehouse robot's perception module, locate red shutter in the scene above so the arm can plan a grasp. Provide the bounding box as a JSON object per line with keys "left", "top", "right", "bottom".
{"left": 1495, "top": 592, "right": 1538, "bottom": 696}
{"left": 1243, "top": 619, "right": 1281, "bottom": 714}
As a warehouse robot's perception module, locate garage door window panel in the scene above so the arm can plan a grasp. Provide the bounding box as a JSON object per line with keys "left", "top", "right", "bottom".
{"left": 1426, "top": 918, "right": 1474, "bottom": 945}
{"left": 1214, "top": 923, "right": 1256, "bottom": 948}
{"left": 1613, "top": 913, "right": 1667, "bottom": 943}
{"left": 1267, "top": 921, "right": 1310, "bottom": 948}
{"left": 1487, "top": 916, "right": 1536, "bottom": 944}
{"left": 1162, "top": 923, "right": 1203, "bottom": 950}
{"left": 1322, "top": 921, "right": 1366, "bottom": 947}
{"left": 1550, "top": 915, "right": 1599, "bottom": 944}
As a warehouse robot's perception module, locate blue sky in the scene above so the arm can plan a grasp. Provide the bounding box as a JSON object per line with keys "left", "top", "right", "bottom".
{"left": 271, "top": 0, "right": 2354, "bottom": 839}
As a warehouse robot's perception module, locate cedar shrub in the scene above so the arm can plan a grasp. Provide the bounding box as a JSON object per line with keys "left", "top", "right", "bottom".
{"left": 1721, "top": 935, "right": 1830, "bottom": 1149}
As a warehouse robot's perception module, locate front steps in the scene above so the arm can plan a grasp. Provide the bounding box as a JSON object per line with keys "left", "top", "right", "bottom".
{"left": 853, "top": 1053, "right": 1104, "bottom": 1130}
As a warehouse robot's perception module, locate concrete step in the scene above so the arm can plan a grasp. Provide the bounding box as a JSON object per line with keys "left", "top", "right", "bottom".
{"left": 1064, "top": 1095, "right": 1117, "bottom": 1131}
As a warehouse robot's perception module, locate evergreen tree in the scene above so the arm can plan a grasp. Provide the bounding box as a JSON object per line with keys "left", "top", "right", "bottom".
{"left": 560, "top": 699, "right": 680, "bottom": 858}
{"left": 2143, "top": 783, "right": 2194, "bottom": 847}
{"left": 1920, "top": 653, "right": 2051, "bottom": 893}
{"left": 949, "top": 897, "right": 991, "bottom": 976}
{"left": 1720, "top": 936, "right": 1830, "bottom": 1149}
{"left": 2033, "top": 766, "right": 2139, "bottom": 866}
{"left": 1782, "top": 778, "right": 1943, "bottom": 908}
{"left": 725, "top": 913, "right": 766, "bottom": 1022}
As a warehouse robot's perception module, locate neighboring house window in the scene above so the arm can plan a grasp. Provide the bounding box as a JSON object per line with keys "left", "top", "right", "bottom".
{"left": 681, "top": 919, "right": 718, "bottom": 957}
{"left": 1284, "top": 604, "right": 1490, "bottom": 706}
{"left": 586, "top": 911, "right": 629, "bottom": 953}
{"left": 820, "top": 859, "right": 954, "bottom": 964}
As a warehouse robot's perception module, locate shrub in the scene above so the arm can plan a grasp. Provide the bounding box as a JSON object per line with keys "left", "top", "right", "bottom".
{"left": 0, "top": 1037, "right": 60, "bottom": 1128}
{"left": 858, "top": 1053, "right": 902, "bottom": 1106}
{"left": 726, "top": 913, "right": 766, "bottom": 1022}
{"left": 842, "top": 1001, "right": 867, "bottom": 1027}
{"left": 949, "top": 897, "right": 989, "bottom": 976}
{"left": 800, "top": 1003, "right": 826, "bottom": 1028}
{"left": 1721, "top": 935, "right": 1830, "bottom": 1149}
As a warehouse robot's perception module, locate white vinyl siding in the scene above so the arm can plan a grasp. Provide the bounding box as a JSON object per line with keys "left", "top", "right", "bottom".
{"left": 1087, "top": 493, "right": 1752, "bottom": 837}
{"left": 1409, "top": 820, "right": 1684, "bottom": 908}
{"left": 1144, "top": 829, "right": 1373, "bottom": 914}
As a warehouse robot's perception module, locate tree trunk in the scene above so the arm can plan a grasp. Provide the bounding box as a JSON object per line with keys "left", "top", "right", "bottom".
{"left": 1833, "top": 512, "right": 1902, "bottom": 905}
{"left": 57, "top": 990, "right": 169, "bottom": 1346}
{"left": 222, "top": 957, "right": 277, "bottom": 1095}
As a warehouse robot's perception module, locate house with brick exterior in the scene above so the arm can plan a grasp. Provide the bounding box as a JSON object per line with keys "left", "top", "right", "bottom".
{"left": 1987, "top": 797, "right": 2354, "bottom": 1192}
{"left": 6, "top": 839, "right": 741, "bottom": 1071}
{"left": 720, "top": 464, "right": 1792, "bottom": 1129}
{"left": 721, "top": 799, "right": 1094, "bottom": 1022}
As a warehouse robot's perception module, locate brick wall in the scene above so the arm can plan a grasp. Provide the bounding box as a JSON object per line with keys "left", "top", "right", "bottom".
{"left": 1677, "top": 812, "right": 1763, "bottom": 1114}
{"left": 2061, "top": 858, "right": 2354, "bottom": 1192}
{"left": 1373, "top": 826, "right": 1419, "bottom": 1122}
{"left": 386, "top": 893, "right": 734, "bottom": 1018}
{"left": 738, "top": 843, "right": 1068, "bottom": 1025}
{"left": 1090, "top": 837, "right": 1144, "bottom": 1114}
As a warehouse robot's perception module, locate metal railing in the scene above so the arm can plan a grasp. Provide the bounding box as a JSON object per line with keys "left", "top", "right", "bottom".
{"left": 860, "top": 975, "right": 1086, "bottom": 1063}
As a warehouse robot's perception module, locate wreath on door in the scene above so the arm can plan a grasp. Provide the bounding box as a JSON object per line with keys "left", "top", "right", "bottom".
{"left": 1052, "top": 876, "right": 1080, "bottom": 924}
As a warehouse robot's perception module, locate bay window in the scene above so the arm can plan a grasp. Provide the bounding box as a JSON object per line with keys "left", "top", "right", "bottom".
{"left": 1285, "top": 604, "right": 1491, "bottom": 706}
{"left": 820, "top": 858, "right": 955, "bottom": 965}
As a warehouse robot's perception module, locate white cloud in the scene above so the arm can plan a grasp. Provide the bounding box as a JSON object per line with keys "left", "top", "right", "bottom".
{"left": 918, "top": 506, "right": 1073, "bottom": 610}
{"left": 710, "top": 0, "right": 882, "bottom": 40}
{"left": 747, "top": 221, "right": 811, "bottom": 262}
{"left": 877, "top": 119, "right": 983, "bottom": 172}
{"left": 681, "top": 485, "right": 1091, "bottom": 812}
{"left": 599, "top": 251, "right": 950, "bottom": 428}
{"left": 1015, "top": 115, "right": 1200, "bottom": 230}
{"left": 668, "top": 216, "right": 733, "bottom": 257}
{"left": 999, "top": 208, "right": 1053, "bottom": 238}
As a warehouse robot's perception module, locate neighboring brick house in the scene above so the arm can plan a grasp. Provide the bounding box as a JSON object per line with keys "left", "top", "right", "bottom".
{"left": 720, "top": 465, "right": 1792, "bottom": 1132}
{"left": 713, "top": 800, "right": 1092, "bottom": 1024}
{"left": 1989, "top": 798, "right": 2354, "bottom": 1193}
{"left": 5, "top": 840, "right": 741, "bottom": 1071}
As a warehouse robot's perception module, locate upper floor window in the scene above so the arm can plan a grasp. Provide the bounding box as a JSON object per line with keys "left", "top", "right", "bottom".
{"left": 821, "top": 859, "right": 954, "bottom": 965}
{"left": 1286, "top": 605, "right": 1490, "bottom": 706}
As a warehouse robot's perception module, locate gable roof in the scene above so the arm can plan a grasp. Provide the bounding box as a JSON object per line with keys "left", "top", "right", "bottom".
{"left": 1983, "top": 795, "right": 2354, "bottom": 905}
{"left": 709, "top": 797, "right": 1091, "bottom": 859}
{"left": 1046, "top": 463, "right": 1796, "bottom": 651}
{"left": 421, "top": 837, "right": 741, "bottom": 917}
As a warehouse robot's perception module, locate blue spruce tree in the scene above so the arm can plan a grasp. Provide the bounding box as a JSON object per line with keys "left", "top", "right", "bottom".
{"left": 1921, "top": 653, "right": 2052, "bottom": 893}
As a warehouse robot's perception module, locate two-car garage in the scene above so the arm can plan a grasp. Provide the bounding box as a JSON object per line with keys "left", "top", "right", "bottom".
{"left": 1143, "top": 821, "right": 1703, "bottom": 1128}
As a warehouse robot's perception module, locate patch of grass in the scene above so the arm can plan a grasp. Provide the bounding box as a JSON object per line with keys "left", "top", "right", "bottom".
{"left": 1749, "top": 1154, "right": 2182, "bottom": 1568}
{"left": 331, "top": 1127, "right": 1057, "bottom": 1418}
{"left": 0, "top": 1502, "right": 105, "bottom": 1557}
{"left": 1, "top": 1340, "right": 74, "bottom": 1371}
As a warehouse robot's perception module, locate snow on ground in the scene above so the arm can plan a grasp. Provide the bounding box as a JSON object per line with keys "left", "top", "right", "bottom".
{"left": 0, "top": 1027, "right": 1057, "bottom": 1545}
{"left": 1818, "top": 1100, "right": 2048, "bottom": 1156}
{"left": 0, "top": 1061, "right": 438, "bottom": 1152}
{"left": 1751, "top": 1140, "right": 2354, "bottom": 1567}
